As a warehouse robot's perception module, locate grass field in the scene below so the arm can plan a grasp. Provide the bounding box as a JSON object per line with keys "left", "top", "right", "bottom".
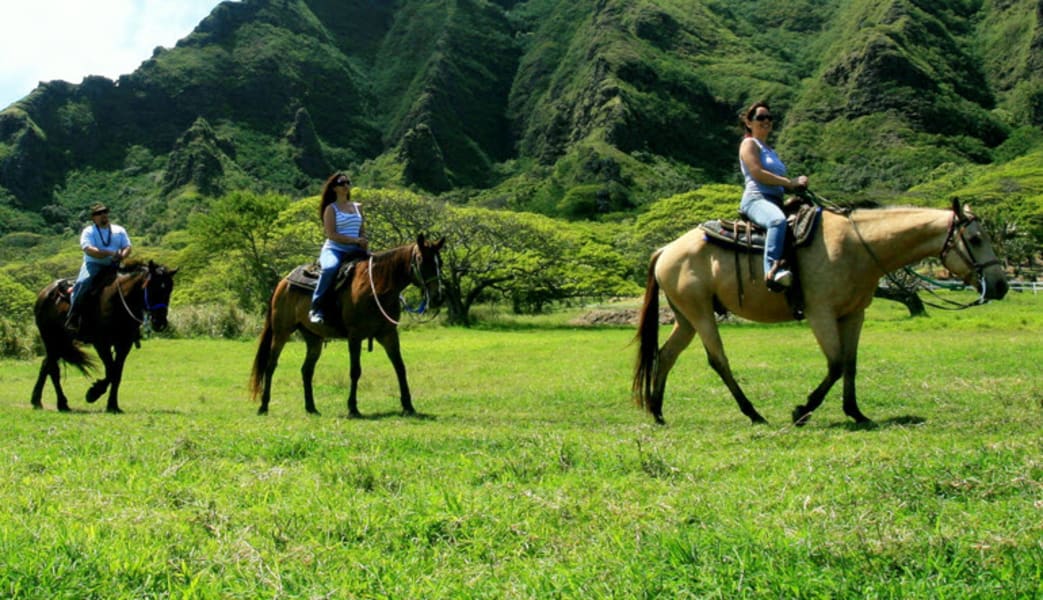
{"left": 1, "top": 292, "right": 1041, "bottom": 598}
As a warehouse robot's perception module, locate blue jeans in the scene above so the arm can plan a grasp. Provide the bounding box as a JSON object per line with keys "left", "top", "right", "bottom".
{"left": 311, "top": 245, "right": 366, "bottom": 310}
{"left": 70, "top": 261, "right": 108, "bottom": 309}
{"left": 740, "top": 195, "right": 787, "bottom": 275}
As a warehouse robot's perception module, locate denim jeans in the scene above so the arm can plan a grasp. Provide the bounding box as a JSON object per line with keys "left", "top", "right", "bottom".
{"left": 70, "top": 261, "right": 108, "bottom": 308}
{"left": 740, "top": 196, "right": 787, "bottom": 275}
{"left": 311, "top": 245, "right": 366, "bottom": 309}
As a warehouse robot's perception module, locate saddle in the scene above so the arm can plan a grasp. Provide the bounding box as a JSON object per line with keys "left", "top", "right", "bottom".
{"left": 286, "top": 259, "right": 361, "bottom": 293}
{"left": 700, "top": 201, "right": 820, "bottom": 251}
{"left": 698, "top": 199, "right": 821, "bottom": 320}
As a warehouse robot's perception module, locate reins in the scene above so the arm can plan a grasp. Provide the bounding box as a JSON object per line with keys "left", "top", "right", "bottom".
{"left": 115, "top": 267, "right": 170, "bottom": 332}
{"left": 802, "top": 190, "right": 994, "bottom": 310}
{"left": 368, "top": 247, "right": 443, "bottom": 325}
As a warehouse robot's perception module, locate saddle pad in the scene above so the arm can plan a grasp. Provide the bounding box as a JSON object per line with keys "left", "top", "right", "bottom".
{"left": 285, "top": 260, "right": 359, "bottom": 292}
{"left": 701, "top": 204, "right": 821, "bottom": 252}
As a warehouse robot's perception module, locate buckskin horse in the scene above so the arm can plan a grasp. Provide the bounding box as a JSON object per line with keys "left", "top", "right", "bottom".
{"left": 32, "top": 260, "right": 178, "bottom": 413}
{"left": 250, "top": 234, "right": 445, "bottom": 416}
{"left": 633, "top": 198, "right": 1008, "bottom": 426}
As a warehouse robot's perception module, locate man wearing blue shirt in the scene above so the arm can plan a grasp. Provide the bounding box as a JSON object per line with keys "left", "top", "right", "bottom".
{"left": 65, "top": 203, "right": 132, "bottom": 333}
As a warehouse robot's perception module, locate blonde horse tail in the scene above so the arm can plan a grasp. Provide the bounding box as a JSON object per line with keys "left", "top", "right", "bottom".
{"left": 249, "top": 287, "right": 277, "bottom": 401}
{"left": 632, "top": 249, "right": 663, "bottom": 420}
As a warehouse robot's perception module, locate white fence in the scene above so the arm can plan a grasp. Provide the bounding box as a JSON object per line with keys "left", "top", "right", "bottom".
{"left": 918, "top": 280, "right": 1041, "bottom": 294}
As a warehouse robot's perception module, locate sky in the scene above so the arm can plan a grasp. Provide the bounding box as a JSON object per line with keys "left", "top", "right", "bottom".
{"left": 0, "top": 0, "right": 232, "bottom": 109}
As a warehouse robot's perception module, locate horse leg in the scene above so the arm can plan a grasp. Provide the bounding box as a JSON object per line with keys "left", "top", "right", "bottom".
{"left": 32, "top": 355, "right": 66, "bottom": 411}
{"left": 794, "top": 314, "right": 845, "bottom": 425}
{"left": 257, "top": 332, "right": 290, "bottom": 416}
{"left": 647, "top": 317, "right": 696, "bottom": 424}
{"left": 102, "top": 342, "right": 132, "bottom": 414}
{"left": 87, "top": 344, "right": 113, "bottom": 406}
{"left": 346, "top": 337, "right": 363, "bottom": 418}
{"left": 692, "top": 315, "right": 768, "bottom": 424}
{"left": 837, "top": 311, "right": 871, "bottom": 424}
{"left": 378, "top": 332, "right": 415, "bottom": 416}
{"left": 300, "top": 330, "right": 323, "bottom": 415}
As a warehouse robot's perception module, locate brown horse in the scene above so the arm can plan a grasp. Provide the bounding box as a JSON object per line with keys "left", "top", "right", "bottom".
{"left": 250, "top": 234, "right": 445, "bottom": 416}
{"left": 32, "top": 260, "right": 178, "bottom": 413}
{"left": 633, "top": 199, "right": 1008, "bottom": 426}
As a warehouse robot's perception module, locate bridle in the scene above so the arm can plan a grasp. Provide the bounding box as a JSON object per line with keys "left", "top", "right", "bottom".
{"left": 801, "top": 189, "right": 1000, "bottom": 310}
{"left": 847, "top": 205, "right": 999, "bottom": 309}
{"left": 369, "top": 246, "right": 444, "bottom": 325}
{"left": 939, "top": 210, "right": 1002, "bottom": 276}
{"left": 116, "top": 269, "right": 169, "bottom": 328}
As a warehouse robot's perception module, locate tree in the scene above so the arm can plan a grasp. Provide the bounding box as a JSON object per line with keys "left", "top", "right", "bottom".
{"left": 184, "top": 191, "right": 292, "bottom": 310}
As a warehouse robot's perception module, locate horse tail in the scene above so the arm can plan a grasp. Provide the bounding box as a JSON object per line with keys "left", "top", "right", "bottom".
{"left": 34, "top": 284, "right": 95, "bottom": 374}
{"left": 249, "top": 287, "right": 276, "bottom": 401}
{"left": 57, "top": 336, "right": 94, "bottom": 373}
{"left": 632, "top": 249, "right": 662, "bottom": 418}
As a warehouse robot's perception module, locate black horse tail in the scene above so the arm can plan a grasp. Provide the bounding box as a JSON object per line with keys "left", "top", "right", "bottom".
{"left": 249, "top": 287, "right": 276, "bottom": 401}
{"left": 60, "top": 337, "right": 95, "bottom": 374}
{"left": 632, "top": 249, "right": 663, "bottom": 422}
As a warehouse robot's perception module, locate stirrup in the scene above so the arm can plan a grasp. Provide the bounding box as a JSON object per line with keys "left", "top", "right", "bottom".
{"left": 765, "top": 264, "right": 792, "bottom": 292}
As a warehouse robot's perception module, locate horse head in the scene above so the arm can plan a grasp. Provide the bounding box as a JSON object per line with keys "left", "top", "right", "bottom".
{"left": 941, "top": 198, "right": 1008, "bottom": 301}
{"left": 144, "top": 260, "right": 179, "bottom": 331}
{"left": 414, "top": 233, "right": 446, "bottom": 307}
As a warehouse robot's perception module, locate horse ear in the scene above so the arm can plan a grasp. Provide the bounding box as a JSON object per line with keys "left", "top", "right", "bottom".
{"left": 434, "top": 237, "right": 445, "bottom": 251}
{"left": 168, "top": 267, "right": 179, "bottom": 276}
{"left": 416, "top": 233, "right": 427, "bottom": 247}
{"left": 148, "top": 260, "right": 157, "bottom": 270}
{"left": 951, "top": 197, "right": 964, "bottom": 218}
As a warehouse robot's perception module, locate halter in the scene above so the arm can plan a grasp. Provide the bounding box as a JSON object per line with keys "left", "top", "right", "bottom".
{"left": 369, "top": 247, "right": 444, "bottom": 325}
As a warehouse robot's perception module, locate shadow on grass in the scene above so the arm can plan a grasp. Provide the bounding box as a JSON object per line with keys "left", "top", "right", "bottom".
{"left": 340, "top": 410, "right": 437, "bottom": 421}
{"left": 829, "top": 415, "right": 927, "bottom": 431}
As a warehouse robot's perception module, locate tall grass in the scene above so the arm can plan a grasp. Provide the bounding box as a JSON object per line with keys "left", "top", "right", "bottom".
{"left": 1, "top": 292, "right": 1040, "bottom": 598}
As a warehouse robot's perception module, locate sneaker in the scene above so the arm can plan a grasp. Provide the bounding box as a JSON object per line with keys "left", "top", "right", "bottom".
{"left": 772, "top": 269, "right": 793, "bottom": 288}
{"left": 308, "top": 310, "right": 324, "bottom": 324}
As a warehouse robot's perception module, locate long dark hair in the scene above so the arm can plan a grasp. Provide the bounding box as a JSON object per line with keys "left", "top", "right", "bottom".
{"left": 318, "top": 172, "right": 351, "bottom": 221}
{"left": 740, "top": 101, "right": 770, "bottom": 136}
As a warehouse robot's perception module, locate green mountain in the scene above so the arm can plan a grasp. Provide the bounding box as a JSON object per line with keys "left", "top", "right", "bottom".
{"left": 1, "top": 0, "right": 1041, "bottom": 234}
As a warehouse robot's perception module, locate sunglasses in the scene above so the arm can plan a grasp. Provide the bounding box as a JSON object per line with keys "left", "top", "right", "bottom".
{"left": 334, "top": 179, "right": 351, "bottom": 187}
{"left": 753, "top": 113, "right": 773, "bottom": 122}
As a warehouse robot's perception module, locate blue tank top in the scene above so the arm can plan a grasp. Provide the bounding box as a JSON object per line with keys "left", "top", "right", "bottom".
{"left": 323, "top": 202, "right": 364, "bottom": 252}
{"left": 740, "top": 138, "right": 787, "bottom": 202}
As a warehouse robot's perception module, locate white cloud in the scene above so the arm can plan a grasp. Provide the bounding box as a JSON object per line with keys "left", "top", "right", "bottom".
{"left": 0, "top": 0, "right": 228, "bottom": 109}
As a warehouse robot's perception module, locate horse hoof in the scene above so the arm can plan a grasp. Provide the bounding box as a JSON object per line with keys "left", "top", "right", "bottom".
{"left": 257, "top": 407, "right": 268, "bottom": 416}
{"left": 57, "top": 404, "right": 71, "bottom": 413}
{"left": 106, "top": 407, "right": 123, "bottom": 414}
{"left": 348, "top": 411, "right": 362, "bottom": 419}
{"left": 32, "top": 403, "right": 44, "bottom": 411}
{"left": 792, "top": 406, "right": 812, "bottom": 426}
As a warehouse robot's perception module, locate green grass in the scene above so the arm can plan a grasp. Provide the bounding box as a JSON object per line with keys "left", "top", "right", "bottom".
{"left": 1, "top": 292, "right": 1041, "bottom": 598}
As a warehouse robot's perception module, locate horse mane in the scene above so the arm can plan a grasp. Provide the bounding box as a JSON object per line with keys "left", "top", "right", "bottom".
{"left": 368, "top": 243, "right": 417, "bottom": 295}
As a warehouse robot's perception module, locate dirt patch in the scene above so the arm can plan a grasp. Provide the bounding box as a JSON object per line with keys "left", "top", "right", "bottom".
{"left": 569, "top": 308, "right": 675, "bottom": 326}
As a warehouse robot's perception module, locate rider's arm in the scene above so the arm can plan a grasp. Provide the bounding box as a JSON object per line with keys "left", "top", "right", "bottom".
{"left": 739, "top": 138, "right": 808, "bottom": 191}
{"left": 323, "top": 204, "right": 368, "bottom": 247}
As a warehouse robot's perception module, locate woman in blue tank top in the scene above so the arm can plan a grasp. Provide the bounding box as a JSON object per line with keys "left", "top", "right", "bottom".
{"left": 309, "top": 172, "right": 369, "bottom": 324}
{"left": 738, "top": 101, "right": 808, "bottom": 291}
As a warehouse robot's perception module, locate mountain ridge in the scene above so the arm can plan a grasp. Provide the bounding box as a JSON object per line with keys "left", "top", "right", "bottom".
{"left": 1, "top": 0, "right": 1041, "bottom": 234}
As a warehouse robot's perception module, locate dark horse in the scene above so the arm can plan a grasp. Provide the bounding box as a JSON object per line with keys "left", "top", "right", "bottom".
{"left": 633, "top": 199, "right": 1008, "bottom": 426}
{"left": 32, "top": 260, "right": 178, "bottom": 413}
{"left": 250, "top": 234, "right": 445, "bottom": 416}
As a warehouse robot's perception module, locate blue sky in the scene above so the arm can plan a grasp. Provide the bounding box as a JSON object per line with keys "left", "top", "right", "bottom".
{"left": 0, "top": 0, "right": 231, "bottom": 109}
